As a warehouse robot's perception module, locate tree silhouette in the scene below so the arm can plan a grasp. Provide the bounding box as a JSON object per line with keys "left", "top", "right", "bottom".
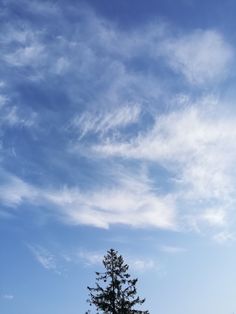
{"left": 86, "top": 248, "right": 149, "bottom": 314}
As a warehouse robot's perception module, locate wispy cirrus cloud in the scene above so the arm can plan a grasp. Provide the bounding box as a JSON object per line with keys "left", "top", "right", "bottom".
{"left": 0, "top": 169, "right": 176, "bottom": 230}
{"left": 71, "top": 104, "right": 141, "bottom": 139}
{"left": 0, "top": 172, "right": 37, "bottom": 207}
{"left": 78, "top": 250, "right": 103, "bottom": 266}
{"left": 161, "top": 30, "right": 233, "bottom": 85}
{"left": 1, "top": 92, "right": 235, "bottom": 234}
{"left": 0, "top": 2, "right": 235, "bottom": 242}
{"left": 76, "top": 248, "right": 157, "bottom": 272}
{"left": 5, "top": 43, "right": 45, "bottom": 67}
{"left": 45, "top": 168, "right": 177, "bottom": 230}
{"left": 89, "top": 96, "right": 236, "bottom": 234}
{"left": 1, "top": 106, "right": 37, "bottom": 127}
{"left": 28, "top": 244, "right": 60, "bottom": 273}
{"left": 0, "top": 89, "right": 37, "bottom": 129}
{"left": 93, "top": 97, "right": 236, "bottom": 201}
{"left": 129, "top": 258, "right": 156, "bottom": 272}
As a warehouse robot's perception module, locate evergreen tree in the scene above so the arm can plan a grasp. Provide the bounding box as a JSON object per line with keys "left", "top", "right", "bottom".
{"left": 86, "top": 248, "right": 149, "bottom": 314}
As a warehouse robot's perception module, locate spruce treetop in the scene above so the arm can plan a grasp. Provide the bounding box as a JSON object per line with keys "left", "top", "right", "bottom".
{"left": 86, "top": 248, "right": 149, "bottom": 314}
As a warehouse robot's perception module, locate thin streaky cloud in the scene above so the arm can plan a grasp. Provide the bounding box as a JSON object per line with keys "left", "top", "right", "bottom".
{"left": 0, "top": 173, "right": 38, "bottom": 207}
{"left": 1, "top": 2, "right": 236, "bottom": 313}
{"left": 93, "top": 98, "right": 236, "bottom": 203}
{"left": 4, "top": 43, "right": 45, "bottom": 67}
{"left": 200, "top": 208, "right": 227, "bottom": 227}
{"left": 28, "top": 244, "right": 59, "bottom": 273}
{"left": 45, "top": 177, "right": 176, "bottom": 230}
{"left": 77, "top": 248, "right": 157, "bottom": 272}
{"left": 0, "top": 169, "right": 176, "bottom": 230}
{"left": 78, "top": 250, "right": 104, "bottom": 266}
{"left": 71, "top": 104, "right": 141, "bottom": 139}
{"left": 161, "top": 30, "right": 233, "bottom": 85}
{"left": 128, "top": 258, "right": 156, "bottom": 272}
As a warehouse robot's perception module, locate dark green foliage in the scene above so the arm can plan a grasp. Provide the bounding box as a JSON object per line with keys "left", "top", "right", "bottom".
{"left": 86, "top": 249, "right": 149, "bottom": 314}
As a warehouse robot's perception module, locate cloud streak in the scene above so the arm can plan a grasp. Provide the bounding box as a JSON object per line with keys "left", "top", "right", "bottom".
{"left": 28, "top": 244, "right": 59, "bottom": 273}
{"left": 90, "top": 96, "right": 236, "bottom": 234}
{"left": 161, "top": 30, "right": 233, "bottom": 85}
{"left": 0, "top": 169, "right": 176, "bottom": 230}
{"left": 93, "top": 98, "right": 236, "bottom": 201}
{"left": 71, "top": 104, "right": 141, "bottom": 139}
{"left": 0, "top": 3, "right": 235, "bottom": 240}
{"left": 77, "top": 249, "right": 157, "bottom": 272}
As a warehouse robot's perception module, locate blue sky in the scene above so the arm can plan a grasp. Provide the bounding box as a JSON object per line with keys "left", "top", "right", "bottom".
{"left": 1, "top": 0, "right": 236, "bottom": 313}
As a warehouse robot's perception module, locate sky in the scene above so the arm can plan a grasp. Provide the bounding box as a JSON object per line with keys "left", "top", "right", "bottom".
{"left": 1, "top": 0, "right": 236, "bottom": 313}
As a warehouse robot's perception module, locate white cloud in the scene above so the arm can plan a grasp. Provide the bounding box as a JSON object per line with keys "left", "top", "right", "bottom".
{"left": 128, "top": 258, "right": 156, "bottom": 272}
{"left": 5, "top": 43, "right": 45, "bottom": 67}
{"left": 1, "top": 3, "right": 233, "bottom": 90}
{"left": 2, "top": 294, "right": 14, "bottom": 300}
{"left": 1, "top": 106, "right": 37, "bottom": 127}
{"left": 28, "top": 245, "right": 59, "bottom": 273}
{"left": 76, "top": 249, "right": 157, "bottom": 272}
{"left": 0, "top": 169, "right": 176, "bottom": 230}
{"left": 0, "top": 174, "right": 37, "bottom": 207}
{"left": 200, "top": 208, "right": 227, "bottom": 227}
{"left": 0, "top": 91, "right": 37, "bottom": 129}
{"left": 1, "top": 94, "right": 236, "bottom": 233}
{"left": 0, "top": 6, "right": 235, "bottom": 237}
{"left": 93, "top": 97, "right": 236, "bottom": 200}
{"left": 161, "top": 30, "right": 233, "bottom": 84}
{"left": 78, "top": 250, "right": 103, "bottom": 266}
{"left": 71, "top": 104, "right": 141, "bottom": 139}
{"left": 45, "top": 172, "right": 176, "bottom": 230}
{"left": 91, "top": 96, "right": 236, "bottom": 231}
{"left": 1, "top": 24, "right": 47, "bottom": 75}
